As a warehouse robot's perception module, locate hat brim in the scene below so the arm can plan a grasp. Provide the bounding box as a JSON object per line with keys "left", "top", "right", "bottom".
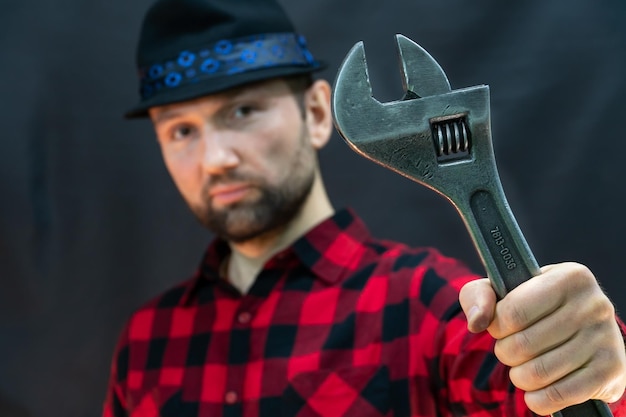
{"left": 124, "top": 62, "right": 326, "bottom": 119}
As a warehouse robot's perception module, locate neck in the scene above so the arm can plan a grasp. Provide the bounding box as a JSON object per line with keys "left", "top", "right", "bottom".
{"left": 225, "top": 170, "right": 333, "bottom": 292}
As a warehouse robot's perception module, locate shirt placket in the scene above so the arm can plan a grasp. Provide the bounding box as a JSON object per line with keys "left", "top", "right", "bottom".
{"left": 222, "top": 294, "right": 258, "bottom": 417}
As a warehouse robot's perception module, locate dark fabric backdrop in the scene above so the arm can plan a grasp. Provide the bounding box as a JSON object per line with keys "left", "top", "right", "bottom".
{"left": 1, "top": 1, "right": 625, "bottom": 416}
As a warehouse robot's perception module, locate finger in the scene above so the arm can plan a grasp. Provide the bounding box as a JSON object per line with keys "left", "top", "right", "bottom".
{"left": 523, "top": 354, "right": 625, "bottom": 416}
{"left": 487, "top": 265, "right": 577, "bottom": 339}
{"left": 505, "top": 330, "right": 589, "bottom": 391}
{"left": 459, "top": 278, "right": 497, "bottom": 333}
{"left": 523, "top": 366, "right": 590, "bottom": 416}
{"left": 493, "top": 302, "right": 579, "bottom": 367}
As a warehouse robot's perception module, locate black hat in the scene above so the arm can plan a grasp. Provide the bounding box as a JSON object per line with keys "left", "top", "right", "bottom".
{"left": 125, "top": 0, "right": 325, "bottom": 118}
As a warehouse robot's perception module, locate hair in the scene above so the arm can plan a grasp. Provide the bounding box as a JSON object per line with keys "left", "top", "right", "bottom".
{"left": 284, "top": 73, "right": 314, "bottom": 119}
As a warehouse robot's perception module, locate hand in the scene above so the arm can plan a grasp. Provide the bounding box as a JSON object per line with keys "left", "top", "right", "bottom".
{"left": 459, "top": 262, "right": 626, "bottom": 415}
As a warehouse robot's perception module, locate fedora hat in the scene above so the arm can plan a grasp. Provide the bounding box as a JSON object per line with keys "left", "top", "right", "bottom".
{"left": 125, "top": 0, "right": 325, "bottom": 118}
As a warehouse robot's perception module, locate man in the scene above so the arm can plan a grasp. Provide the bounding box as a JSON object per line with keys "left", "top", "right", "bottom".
{"left": 104, "top": 0, "right": 626, "bottom": 415}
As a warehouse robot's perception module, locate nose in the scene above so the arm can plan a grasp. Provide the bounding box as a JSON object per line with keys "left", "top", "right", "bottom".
{"left": 200, "top": 130, "right": 240, "bottom": 174}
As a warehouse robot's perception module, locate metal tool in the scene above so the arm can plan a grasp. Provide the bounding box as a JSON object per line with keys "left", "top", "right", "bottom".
{"left": 331, "top": 34, "right": 613, "bottom": 417}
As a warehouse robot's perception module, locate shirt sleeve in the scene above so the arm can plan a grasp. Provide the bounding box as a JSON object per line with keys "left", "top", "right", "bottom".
{"left": 434, "top": 307, "right": 534, "bottom": 416}
{"left": 401, "top": 250, "right": 530, "bottom": 416}
{"left": 609, "top": 318, "right": 626, "bottom": 415}
{"left": 102, "top": 324, "right": 130, "bottom": 417}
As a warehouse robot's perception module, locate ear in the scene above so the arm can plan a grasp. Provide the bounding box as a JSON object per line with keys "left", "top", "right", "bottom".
{"left": 303, "top": 79, "right": 333, "bottom": 150}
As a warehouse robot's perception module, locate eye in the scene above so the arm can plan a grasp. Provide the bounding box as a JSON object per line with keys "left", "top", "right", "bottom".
{"left": 169, "top": 123, "right": 198, "bottom": 141}
{"left": 232, "top": 104, "right": 257, "bottom": 120}
{"left": 216, "top": 98, "right": 267, "bottom": 128}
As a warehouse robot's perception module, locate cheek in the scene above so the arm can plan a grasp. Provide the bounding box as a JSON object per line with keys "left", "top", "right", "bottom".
{"left": 264, "top": 120, "right": 308, "bottom": 158}
{"left": 269, "top": 144, "right": 314, "bottom": 187}
{"left": 262, "top": 141, "right": 299, "bottom": 178}
{"left": 161, "top": 150, "right": 202, "bottom": 198}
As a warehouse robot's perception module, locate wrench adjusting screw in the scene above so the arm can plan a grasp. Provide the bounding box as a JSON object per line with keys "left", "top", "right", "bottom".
{"left": 430, "top": 115, "right": 471, "bottom": 163}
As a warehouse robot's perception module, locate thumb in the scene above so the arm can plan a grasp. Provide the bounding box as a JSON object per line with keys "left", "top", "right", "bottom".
{"left": 459, "top": 278, "right": 497, "bottom": 333}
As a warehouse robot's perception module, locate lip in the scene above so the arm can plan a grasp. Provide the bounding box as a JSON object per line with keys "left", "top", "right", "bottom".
{"left": 209, "top": 183, "right": 252, "bottom": 205}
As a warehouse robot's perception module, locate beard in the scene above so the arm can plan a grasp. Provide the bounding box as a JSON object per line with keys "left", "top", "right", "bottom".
{"left": 191, "top": 169, "right": 315, "bottom": 243}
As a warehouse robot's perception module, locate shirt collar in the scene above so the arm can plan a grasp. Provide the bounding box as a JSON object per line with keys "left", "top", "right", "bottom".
{"left": 180, "top": 208, "right": 371, "bottom": 305}
{"left": 291, "top": 208, "right": 371, "bottom": 284}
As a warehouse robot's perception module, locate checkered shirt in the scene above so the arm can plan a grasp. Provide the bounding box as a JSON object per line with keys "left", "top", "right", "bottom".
{"left": 103, "top": 209, "right": 626, "bottom": 417}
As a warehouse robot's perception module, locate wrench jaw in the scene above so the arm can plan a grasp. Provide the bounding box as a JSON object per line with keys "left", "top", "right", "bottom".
{"left": 332, "top": 34, "right": 453, "bottom": 143}
{"left": 331, "top": 40, "right": 382, "bottom": 145}
{"left": 395, "top": 34, "right": 451, "bottom": 98}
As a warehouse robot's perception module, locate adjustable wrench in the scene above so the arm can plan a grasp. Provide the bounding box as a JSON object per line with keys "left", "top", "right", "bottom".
{"left": 331, "top": 34, "right": 613, "bottom": 417}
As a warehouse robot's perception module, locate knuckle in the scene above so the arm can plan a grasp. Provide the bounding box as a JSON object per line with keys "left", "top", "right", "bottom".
{"left": 561, "top": 262, "right": 595, "bottom": 292}
{"left": 584, "top": 289, "right": 615, "bottom": 318}
{"left": 591, "top": 348, "right": 626, "bottom": 402}
{"left": 510, "top": 331, "right": 534, "bottom": 359}
{"left": 493, "top": 333, "right": 532, "bottom": 367}
{"left": 595, "top": 297, "right": 616, "bottom": 321}
{"left": 544, "top": 384, "right": 567, "bottom": 405}
{"left": 568, "top": 262, "right": 594, "bottom": 283}
{"left": 504, "top": 302, "right": 530, "bottom": 331}
{"left": 571, "top": 261, "right": 593, "bottom": 277}
{"left": 604, "top": 375, "right": 626, "bottom": 403}
{"left": 509, "top": 358, "right": 550, "bottom": 390}
{"left": 583, "top": 305, "right": 618, "bottom": 347}
{"left": 531, "top": 358, "right": 550, "bottom": 383}
{"left": 607, "top": 385, "right": 626, "bottom": 403}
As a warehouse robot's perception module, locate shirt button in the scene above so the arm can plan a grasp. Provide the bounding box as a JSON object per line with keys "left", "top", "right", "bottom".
{"left": 225, "top": 391, "right": 238, "bottom": 404}
{"left": 238, "top": 311, "right": 251, "bottom": 324}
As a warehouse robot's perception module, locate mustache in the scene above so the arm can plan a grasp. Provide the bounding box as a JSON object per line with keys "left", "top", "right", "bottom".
{"left": 202, "top": 171, "right": 260, "bottom": 193}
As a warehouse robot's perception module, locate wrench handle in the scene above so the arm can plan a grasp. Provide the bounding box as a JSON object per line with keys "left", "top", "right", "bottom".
{"left": 553, "top": 401, "right": 614, "bottom": 417}
{"left": 466, "top": 189, "right": 613, "bottom": 417}
{"left": 468, "top": 189, "right": 540, "bottom": 295}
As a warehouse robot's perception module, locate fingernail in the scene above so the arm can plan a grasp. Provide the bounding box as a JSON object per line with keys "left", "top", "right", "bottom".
{"left": 467, "top": 305, "right": 485, "bottom": 332}
{"left": 468, "top": 305, "right": 480, "bottom": 324}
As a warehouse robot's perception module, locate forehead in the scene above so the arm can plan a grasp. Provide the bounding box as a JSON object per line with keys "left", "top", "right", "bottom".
{"left": 148, "top": 78, "right": 293, "bottom": 121}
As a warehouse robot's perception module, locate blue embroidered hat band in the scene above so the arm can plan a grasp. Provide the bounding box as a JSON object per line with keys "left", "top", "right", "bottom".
{"left": 138, "top": 32, "right": 319, "bottom": 101}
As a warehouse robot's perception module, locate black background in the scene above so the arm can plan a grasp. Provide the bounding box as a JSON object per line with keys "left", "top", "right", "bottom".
{"left": 1, "top": 1, "right": 625, "bottom": 416}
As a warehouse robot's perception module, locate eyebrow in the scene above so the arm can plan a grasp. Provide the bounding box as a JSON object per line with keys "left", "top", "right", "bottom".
{"left": 151, "top": 108, "right": 188, "bottom": 125}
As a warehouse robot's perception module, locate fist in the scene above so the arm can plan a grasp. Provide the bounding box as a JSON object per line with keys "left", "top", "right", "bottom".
{"left": 459, "top": 262, "right": 626, "bottom": 415}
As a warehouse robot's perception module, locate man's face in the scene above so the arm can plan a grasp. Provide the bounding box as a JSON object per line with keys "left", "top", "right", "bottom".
{"left": 149, "top": 78, "right": 325, "bottom": 243}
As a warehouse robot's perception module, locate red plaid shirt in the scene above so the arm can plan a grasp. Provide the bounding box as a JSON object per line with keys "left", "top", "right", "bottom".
{"left": 103, "top": 209, "right": 625, "bottom": 417}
